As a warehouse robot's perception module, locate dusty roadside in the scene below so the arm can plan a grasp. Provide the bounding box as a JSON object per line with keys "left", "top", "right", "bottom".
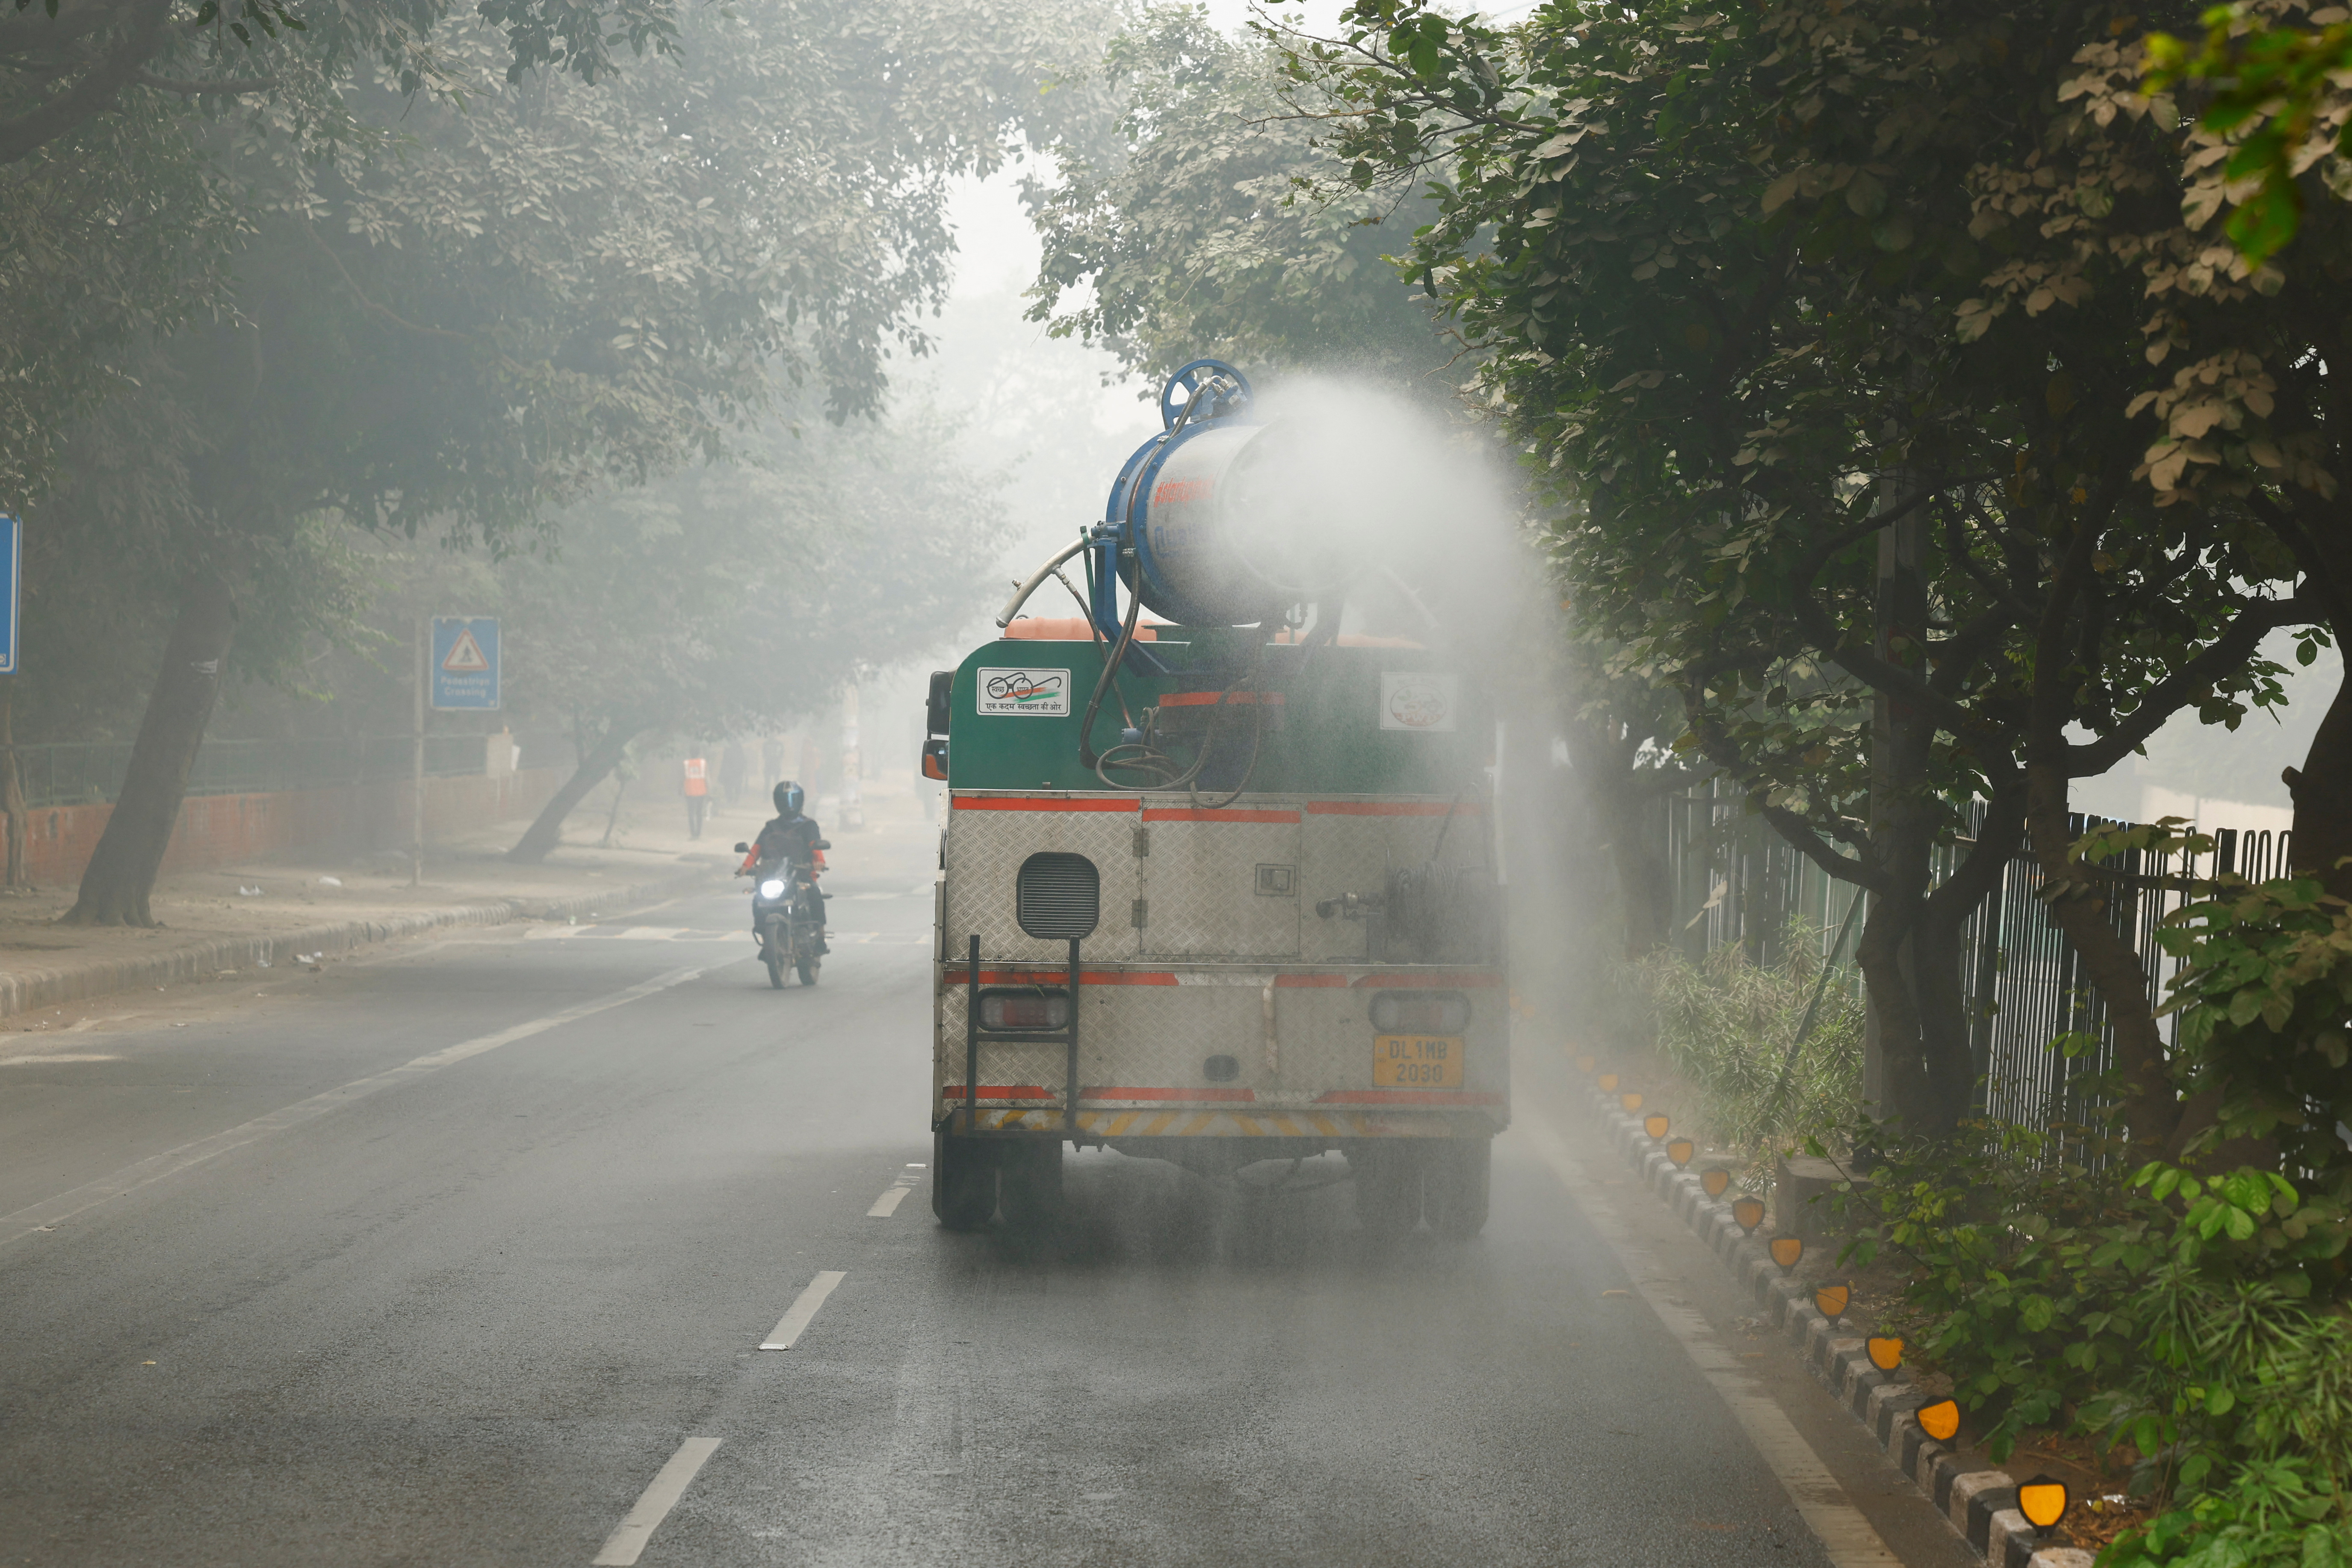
{"left": 0, "top": 790, "right": 778, "bottom": 1034}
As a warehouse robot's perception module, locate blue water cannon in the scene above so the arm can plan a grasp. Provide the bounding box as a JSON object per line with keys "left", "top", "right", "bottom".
{"left": 1091, "top": 360, "right": 1260, "bottom": 641}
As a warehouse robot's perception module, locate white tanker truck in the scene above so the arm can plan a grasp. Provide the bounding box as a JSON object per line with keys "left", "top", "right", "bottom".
{"left": 921, "top": 361, "right": 1507, "bottom": 1235}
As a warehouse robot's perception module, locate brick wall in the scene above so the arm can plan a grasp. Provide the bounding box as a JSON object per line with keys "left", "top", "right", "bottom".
{"left": 18, "top": 768, "right": 561, "bottom": 886}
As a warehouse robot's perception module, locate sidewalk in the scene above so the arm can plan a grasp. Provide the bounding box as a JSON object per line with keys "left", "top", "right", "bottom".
{"left": 0, "top": 789, "right": 785, "bottom": 1026}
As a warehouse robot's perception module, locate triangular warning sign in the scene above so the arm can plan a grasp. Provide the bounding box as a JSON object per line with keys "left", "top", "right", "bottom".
{"left": 441, "top": 627, "right": 490, "bottom": 673}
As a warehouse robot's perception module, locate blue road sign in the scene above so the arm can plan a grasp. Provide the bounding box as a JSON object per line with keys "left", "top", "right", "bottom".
{"left": 431, "top": 616, "right": 499, "bottom": 710}
{"left": 0, "top": 514, "right": 18, "bottom": 676}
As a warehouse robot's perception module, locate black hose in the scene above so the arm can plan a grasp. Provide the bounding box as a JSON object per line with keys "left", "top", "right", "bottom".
{"left": 1077, "top": 579, "right": 1146, "bottom": 771}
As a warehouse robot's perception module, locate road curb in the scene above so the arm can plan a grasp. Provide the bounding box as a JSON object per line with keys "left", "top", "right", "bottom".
{"left": 0, "top": 865, "right": 721, "bottom": 1020}
{"left": 1574, "top": 1084, "right": 2096, "bottom": 1568}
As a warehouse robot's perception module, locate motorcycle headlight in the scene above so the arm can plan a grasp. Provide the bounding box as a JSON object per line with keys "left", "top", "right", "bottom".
{"left": 758, "top": 878, "right": 787, "bottom": 899}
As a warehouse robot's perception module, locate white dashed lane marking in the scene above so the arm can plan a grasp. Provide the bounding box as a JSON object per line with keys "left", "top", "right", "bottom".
{"left": 866, "top": 1164, "right": 924, "bottom": 1217}
{"left": 591, "top": 1435, "right": 721, "bottom": 1566}
{"left": 758, "top": 1270, "right": 847, "bottom": 1351}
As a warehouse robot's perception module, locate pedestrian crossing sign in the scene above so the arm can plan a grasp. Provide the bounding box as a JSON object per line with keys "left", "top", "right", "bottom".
{"left": 442, "top": 628, "right": 489, "bottom": 672}
{"left": 431, "top": 617, "right": 499, "bottom": 709}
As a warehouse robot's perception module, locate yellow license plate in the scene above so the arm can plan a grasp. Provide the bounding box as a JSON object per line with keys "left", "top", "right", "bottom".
{"left": 1373, "top": 1034, "right": 1463, "bottom": 1088}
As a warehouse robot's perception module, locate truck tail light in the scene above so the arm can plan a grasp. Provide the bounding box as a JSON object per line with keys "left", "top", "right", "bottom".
{"left": 978, "top": 989, "right": 1071, "bottom": 1032}
{"left": 1369, "top": 990, "right": 1471, "bottom": 1034}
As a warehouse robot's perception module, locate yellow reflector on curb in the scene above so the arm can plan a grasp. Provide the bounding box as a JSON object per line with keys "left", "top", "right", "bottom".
{"left": 1731, "top": 1196, "right": 1764, "bottom": 1231}
{"left": 1701, "top": 1168, "right": 1731, "bottom": 1198}
{"left": 1867, "top": 1335, "right": 1903, "bottom": 1372}
{"left": 1620, "top": 1092, "right": 1643, "bottom": 1113}
{"left": 1814, "top": 1282, "right": 1849, "bottom": 1319}
{"left": 1598, "top": 1073, "right": 1619, "bottom": 1092}
{"left": 1667, "top": 1138, "right": 1694, "bottom": 1167}
{"left": 1916, "top": 1398, "right": 1960, "bottom": 1443}
{"left": 2017, "top": 1475, "right": 2070, "bottom": 1530}
{"left": 1643, "top": 1112, "right": 1669, "bottom": 1138}
{"left": 1576, "top": 1053, "right": 1597, "bottom": 1073}
{"left": 1770, "top": 1236, "right": 1803, "bottom": 1270}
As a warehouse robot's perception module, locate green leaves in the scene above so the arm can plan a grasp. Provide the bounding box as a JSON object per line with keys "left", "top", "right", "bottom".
{"left": 2142, "top": 10, "right": 2352, "bottom": 265}
{"left": 2157, "top": 874, "right": 2352, "bottom": 1185}
{"left": 1024, "top": 4, "right": 1448, "bottom": 389}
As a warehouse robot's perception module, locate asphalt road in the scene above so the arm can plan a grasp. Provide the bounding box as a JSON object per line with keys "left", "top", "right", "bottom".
{"left": 0, "top": 819, "right": 1979, "bottom": 1568}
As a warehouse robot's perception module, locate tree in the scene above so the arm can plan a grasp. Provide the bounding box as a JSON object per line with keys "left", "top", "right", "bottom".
{"left": 0, "top": 80, "right": 243, "bottom": 511}
{"left": 2143, "top": 1, "right": 2352, "bottom": 265}
{"left": 1290, "top": 0, "right": 2316, "bottom": 1143}
{"left": 499, "top": 400, "right": 1009, "bottom": 861}
{"left": 48, "top": 0, "right": 1115, "bottom": 924}
{"left": 0, "top": 0, "right": 684, "bottom": 165}
{"left": 1025, "top": 3, "right": 1447, "bottom": 392}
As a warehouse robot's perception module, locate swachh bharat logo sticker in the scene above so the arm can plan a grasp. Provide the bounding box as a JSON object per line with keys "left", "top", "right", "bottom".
{"left": 977, "top": 667, "right": 1071, "bottom": 717}
{"left": 1380, "top": 672, "right": 1459, "bottom": 732}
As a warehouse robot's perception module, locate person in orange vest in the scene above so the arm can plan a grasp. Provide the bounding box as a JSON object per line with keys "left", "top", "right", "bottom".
{"left": 682, "top": 752, "right": 710, "bottom": 839}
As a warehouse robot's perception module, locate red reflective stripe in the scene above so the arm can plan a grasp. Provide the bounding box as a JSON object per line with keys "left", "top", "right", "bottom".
{"left": 955, "top": 969, "right": 1492, "bottom": 988}
{"left": 1312, "top": 1090, "right": 1507, "bottom": 1106}
{"left": 963, "top": 969, "right": 1178, "bottom": 986}
{"left": 1159, "top": 691, "right": 1283, "bottom": 707}
{"left": 941, "top": 1086, "right": 1057, "bottom": 1100}
{"left": 952, "top": 796, "right": 1139, "bottom": 812}
{"left": 1348, "top": 970, "right": 1506, "bottom": 988}
{"left": 1306, "top": 800, "right": 1482, "bottom": 816}
{"left": 1079, "top": 1087, "right": 1257, "bottom": 1102}
{"left": 1140, "top": 808, "right": 1300, "bottom": 823}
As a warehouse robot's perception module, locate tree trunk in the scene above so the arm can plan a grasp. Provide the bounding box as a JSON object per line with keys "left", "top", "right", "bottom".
{"left": 2285, "top": 666, "right": 2352, "bottom": 899}
{"left": 2023, "top": 757, "right": 2177, "bottom": 1147}
{"left": 1854, "top": 888, "right": 1937, "bottom": 1131}
{"left": 2020, "top": 520, "right": 2177, "bottom": 1147}
{"left": 508, "top": 715, "right": 658, "bottom": 863}
{"left": 62, "top": 574, "right": 237, "bottom": 926}
{"left": 1910, "top": 786, "right": 2027, "bottom": 1128}
{"left": 0, "top": 675, "right": 26, "bottom": 888}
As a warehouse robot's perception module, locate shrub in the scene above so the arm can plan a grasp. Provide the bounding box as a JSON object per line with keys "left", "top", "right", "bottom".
{"left": 1834, "top": 1132, "right": 2349, "bottom": 1465}
{"left": 2156, "top": 871, "right": 2352, "bottom": 1193}
{"left": 2093, "top": 1276, "right": 2352, "bottom": 1567}
{"left": 1620, "top": 929, "right": 1862, "bottom": 1152}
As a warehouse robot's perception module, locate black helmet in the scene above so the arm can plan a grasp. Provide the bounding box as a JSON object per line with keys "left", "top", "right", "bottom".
{"left": 774, "top": 780, "right": 804, "bottom": 815}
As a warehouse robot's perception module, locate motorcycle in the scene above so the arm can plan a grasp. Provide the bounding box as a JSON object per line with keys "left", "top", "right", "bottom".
{"left": 734, "top": 839, "right": 830, "bottom": 988}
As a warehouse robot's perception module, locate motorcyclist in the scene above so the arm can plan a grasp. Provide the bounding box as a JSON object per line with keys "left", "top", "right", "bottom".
{"left": 737, "top": 780, "right": 828, "bottom": 952}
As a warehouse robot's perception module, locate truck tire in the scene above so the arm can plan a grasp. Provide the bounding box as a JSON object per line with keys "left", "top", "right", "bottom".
{"left": 997, "top": 1140, "right": 1063, "bottom": 1228}
{"left": 932, "top": 1128, "right": 996, "bottom": 1231}
{"left": 1350, "top": 1145, "right": 1421, "bottom": 1235}
{"left": 1424, "top": 1140, "right": 1492, "bottom": 1238}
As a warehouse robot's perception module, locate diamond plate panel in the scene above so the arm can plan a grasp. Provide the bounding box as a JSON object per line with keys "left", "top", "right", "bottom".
{"left": 1300, "top": 813, "right": 1383, "bottom": 963}
{"left": 942, "top": 793, "right": 1140, "bottom": 963}
{"left": 1299, "top": 798, "right": 1489, "bottom": 962}
{"left": 934, "top": 960, "right": 1509, "bottom": 1131}
{"left": 1139, "top": 801, "right": 1300, "bottom": 960}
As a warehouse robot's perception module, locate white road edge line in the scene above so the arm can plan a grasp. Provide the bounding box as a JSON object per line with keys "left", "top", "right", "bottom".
{"left": 866, "top": 1165, "right": 923, "bottom": 1217}
{"left": 591, "top": 1435, "right": 722, "bottom": 1566}
{"left": 0, "top": 965, "right": 708, "bottom": 1249}
{"left": 759, "top": 1270, "right": 847, "bottom": 1349}
{"left": 1514, "top": 1104, "right": 1905, "bottom": 1568}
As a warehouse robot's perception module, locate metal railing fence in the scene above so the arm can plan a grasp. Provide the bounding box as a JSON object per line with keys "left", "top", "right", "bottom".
{"left": 1662, "top": 779, "right": 2291, "bottom": 1131}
